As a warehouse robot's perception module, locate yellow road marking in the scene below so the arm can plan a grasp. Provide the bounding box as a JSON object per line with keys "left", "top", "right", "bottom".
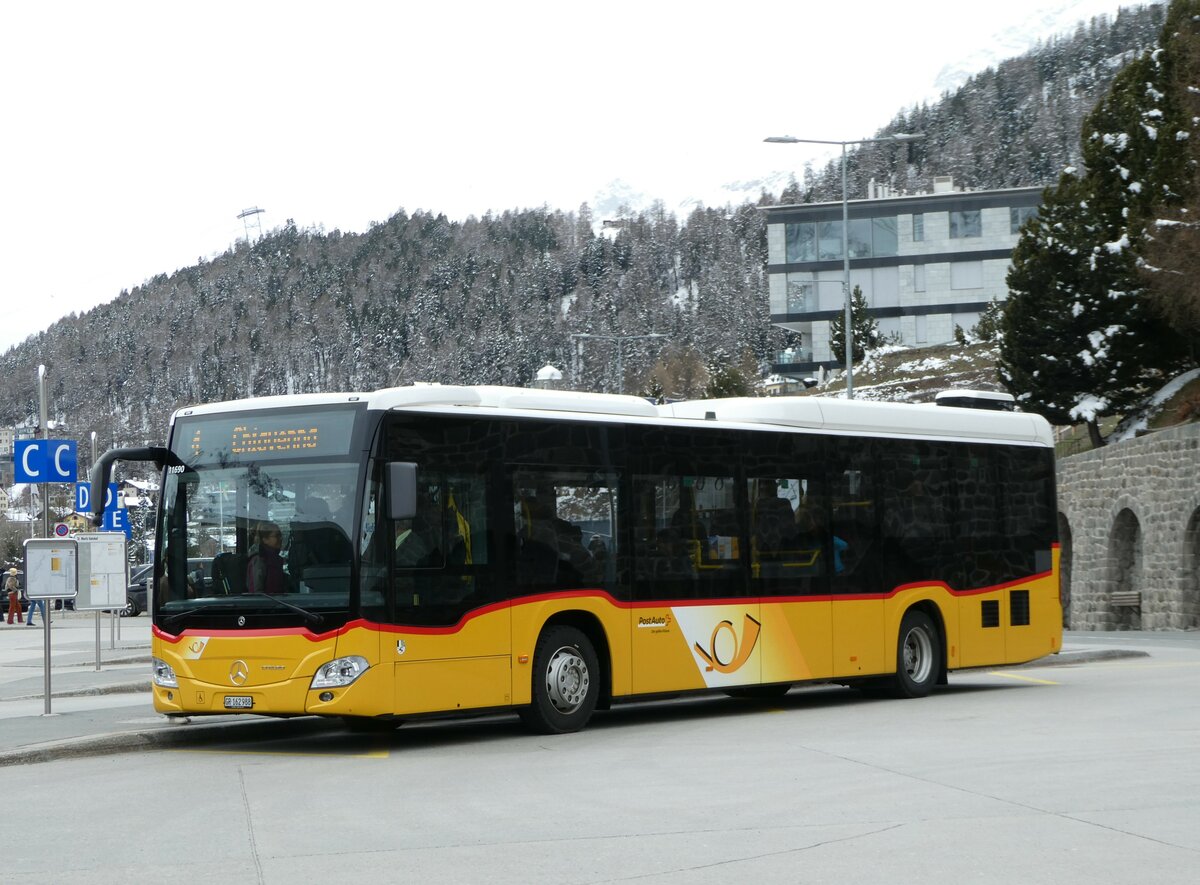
{"left": 987, "top": 671, "right": 1059, "bottom": 685}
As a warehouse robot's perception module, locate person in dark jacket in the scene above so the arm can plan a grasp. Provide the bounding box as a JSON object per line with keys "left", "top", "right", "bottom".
{"left": 246, "top": 521, "right": 287, "bottom": 594}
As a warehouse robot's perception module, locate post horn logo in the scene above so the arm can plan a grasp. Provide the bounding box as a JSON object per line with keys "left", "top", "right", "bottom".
{"left": 694, "top": 614, "right": 762, "bottom": 674}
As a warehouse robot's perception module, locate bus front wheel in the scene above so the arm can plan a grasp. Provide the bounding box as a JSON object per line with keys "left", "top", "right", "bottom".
{"left": 520, "top": 625, "right": 599, "bottom": 734}
{"left": 892, "top": 610, "right": 939, "bottom": 698}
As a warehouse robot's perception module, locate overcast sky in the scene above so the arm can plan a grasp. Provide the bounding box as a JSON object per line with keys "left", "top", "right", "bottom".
{"left": 0, "top": 0, "right": 1138, "bottom": 352}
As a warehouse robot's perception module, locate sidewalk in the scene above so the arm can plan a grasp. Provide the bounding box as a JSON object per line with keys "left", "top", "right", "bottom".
{"left": 0, "top": 610, "right": 324, "bottom": 766}
{"left": 0, "top": 616, "right": 1163, "bottom": 766}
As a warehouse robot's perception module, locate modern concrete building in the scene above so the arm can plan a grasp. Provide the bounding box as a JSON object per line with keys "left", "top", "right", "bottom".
{"left": 766, "top": 177, "right": 1042, "bottom": 376}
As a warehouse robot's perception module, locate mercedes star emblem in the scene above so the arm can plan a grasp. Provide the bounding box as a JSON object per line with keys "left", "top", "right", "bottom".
{"left": 229, "top": 660, "right": 249, "bottom": 686}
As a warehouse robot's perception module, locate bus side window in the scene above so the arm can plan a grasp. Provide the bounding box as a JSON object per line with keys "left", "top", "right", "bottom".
{"left": 829, "top": 442, "right": 878, "bottom": 593}
{"left": 514, "top": 471, "right": 618, "bottom": 590}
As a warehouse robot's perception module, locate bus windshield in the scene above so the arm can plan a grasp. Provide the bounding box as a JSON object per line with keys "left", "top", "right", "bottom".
{"left": 154, "top": 405, "right": 366, "bottom": 631}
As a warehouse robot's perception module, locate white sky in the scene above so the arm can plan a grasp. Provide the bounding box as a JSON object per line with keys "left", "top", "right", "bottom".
{"left": 0, "top": 0, "right": 1136, "bottom": 352}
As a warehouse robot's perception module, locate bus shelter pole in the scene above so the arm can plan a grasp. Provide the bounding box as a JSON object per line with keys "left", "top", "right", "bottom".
{"left": 43, "top": 607, "right": 52, "bottom": 715}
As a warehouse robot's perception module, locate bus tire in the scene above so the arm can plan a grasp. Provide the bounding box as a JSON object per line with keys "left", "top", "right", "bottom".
{"left": 520, "top": 625, "right": 599, "bottom": 734}
{"left": 892, "top": 610, "right": 939, "bottom": 698}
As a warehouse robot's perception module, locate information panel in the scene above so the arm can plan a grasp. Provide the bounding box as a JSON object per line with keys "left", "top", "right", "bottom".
{"left": 172, "top": 407, "right": 358, "bottom": 465}
{"left": 24, "top": 539, "right": 79, "bottom": 600}
{"left": 75, "top": 533, "right": 128, "bottom": 610}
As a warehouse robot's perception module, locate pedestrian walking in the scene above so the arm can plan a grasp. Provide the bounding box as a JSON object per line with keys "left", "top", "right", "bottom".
{"left": 25, "top": 592, "right": 47, "bottom": 627}
{"left": 5, "top": 568, "right": 21, "bottom": 624}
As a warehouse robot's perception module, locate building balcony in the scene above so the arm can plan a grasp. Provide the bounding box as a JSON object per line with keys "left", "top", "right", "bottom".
{"left": 771, "top": 348, "right": 822, "bottom": 377}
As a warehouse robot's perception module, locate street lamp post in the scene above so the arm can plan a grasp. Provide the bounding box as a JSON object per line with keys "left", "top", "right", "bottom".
{"left": 571, "top": 332, "right": 668, "bottom": 394}
{"left": 765, "top": 132, "right": 923, "bottom": 399}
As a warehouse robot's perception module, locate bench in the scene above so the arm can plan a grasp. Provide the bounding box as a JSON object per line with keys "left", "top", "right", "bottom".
{"left": 1111, "top": 591, "right": 1141, "bottom": 608}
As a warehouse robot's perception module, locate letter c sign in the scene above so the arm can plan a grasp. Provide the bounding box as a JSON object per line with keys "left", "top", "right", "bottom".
{"left": 14, "top": 439, "right": 78, "bottom": 483}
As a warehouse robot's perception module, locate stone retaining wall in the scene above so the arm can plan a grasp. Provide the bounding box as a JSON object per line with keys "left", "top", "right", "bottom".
{"left": 1057, "top": 422, "right": 1200, "bottom": 630}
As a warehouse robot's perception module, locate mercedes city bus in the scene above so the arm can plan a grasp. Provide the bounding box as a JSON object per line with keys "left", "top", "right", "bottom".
{"left": 92, "top": 384, "right": 1061, "bottom": 733}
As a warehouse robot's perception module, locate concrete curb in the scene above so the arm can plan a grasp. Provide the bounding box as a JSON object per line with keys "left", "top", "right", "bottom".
{"left": 4, "top": 680, "right": 153, "bottom": 702}
{"left": 1019, "top": 648, "right": 1150, "bottom": 668}
{"left": 0, "top": 715, "right": 333, "bottom": 768}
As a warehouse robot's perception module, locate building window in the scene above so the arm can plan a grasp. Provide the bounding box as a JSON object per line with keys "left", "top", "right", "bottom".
{"left": 912, "top": 213, "right": 924, "bottom": 242}
{"left": 1010, "top": 206, "right": 1037, "bottom": 234}
{"left": 915, "top": 314, "right": 928, "bottom": 343}
{"left": 785, "top": 223, "right": 816, "bottom": 262}
{"left": 871, "top": 266, "right": 899, "bottom": 308}
{"left": 848, "top": 219, "right": 872, "bottom": 258}
{"left": 817, "top": 222, "right": 843, "bottom": 260}
{"left": 950, "top": 210, "right": 981, "bottom": 239}
{"left": 785, "top": 276, "right": 812, "bottom": 313}
{"left": 872, "top": 217, "right": 898, "bottom": 256}
{"left": 914, "top": 264, "right": 926, "bottom": 292}
{"left": 786, "top": 216, "right": 898, "bottom": 262}
{"left": 950, "top": 260, "right": 983, "bottom": 289}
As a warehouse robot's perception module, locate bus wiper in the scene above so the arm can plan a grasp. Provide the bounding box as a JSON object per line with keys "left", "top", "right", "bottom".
{"left": 249, "top": 592, "right": 325, "bottom": 629}
{"left": 159, "top": 605, "right": 216, "bottom": 631}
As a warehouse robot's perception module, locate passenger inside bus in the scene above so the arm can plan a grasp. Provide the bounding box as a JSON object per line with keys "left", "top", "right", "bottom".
{"left": 289, "top": 496, "right": 353, "bottom": 582}
{"left": 246, "top": 521, "right": 287, "bottom": 594}
{"left": 517, "top": 493, "right": 560, "bottom": 584}
{"left": 395, "top": 488, "right": 438, "bottom": 568}
{"left": 752, "top": 479, "right": 796, "bottom": 557}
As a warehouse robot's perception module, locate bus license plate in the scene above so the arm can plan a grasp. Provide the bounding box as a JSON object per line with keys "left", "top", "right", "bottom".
{"left": 224, "top": 695, "right": 254, "bottom": 709}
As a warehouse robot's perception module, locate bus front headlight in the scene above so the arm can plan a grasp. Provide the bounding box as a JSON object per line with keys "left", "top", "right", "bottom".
{"left": 152, "top": 658, "right": 178, "bottom": 688}
{"left": 310, "top": 656, "right": 370, "bottom": 689}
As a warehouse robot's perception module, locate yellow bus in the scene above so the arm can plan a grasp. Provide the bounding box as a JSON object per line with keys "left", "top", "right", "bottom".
{"left": 93, "top": 385, "right": 1061, "bottom": 733}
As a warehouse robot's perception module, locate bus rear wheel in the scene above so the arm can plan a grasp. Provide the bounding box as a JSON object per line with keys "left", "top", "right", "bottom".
{"left": 520, "top": 625, "right": 599, "bottom": 734}
{"left": 892, "top": 610, "right": 939, "bottom": 698}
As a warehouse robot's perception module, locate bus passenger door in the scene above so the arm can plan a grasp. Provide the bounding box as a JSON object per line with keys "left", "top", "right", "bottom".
{"left": 829, "top": 445, "right": 886, "bottom": 677}
{"left": 749, "top": 473, "right": 833, "bottom": 683}
{"left": 630, "top": 472, "right": 758, "bottom": 694}
{"left": 383, "top": 459, "right": 512, "bottom": 714}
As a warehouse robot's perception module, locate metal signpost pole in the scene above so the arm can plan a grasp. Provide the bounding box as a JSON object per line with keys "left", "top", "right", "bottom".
{"left": 38, "top": 365, "right": 50, "bottom": 541}
{"left": 43, "top": 599, "right": 52, "bottom": 714}
{"left": 37, "top": 366, "right": 53, "bottom": 710}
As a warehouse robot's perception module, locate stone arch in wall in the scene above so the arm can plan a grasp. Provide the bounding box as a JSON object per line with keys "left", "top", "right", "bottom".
{"left": 1107, "top": 508, "right": 1143, "bottom": 630}
{"left": 1057, "top": 512, "right": 1073, "bottom": 628}
{"left": 1184, "top": 507, "right": 1200, "bottom": 630}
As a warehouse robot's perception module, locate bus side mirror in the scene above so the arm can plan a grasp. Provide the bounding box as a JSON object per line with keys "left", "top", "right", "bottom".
{"left": 386, "top": 462, "right": 418, "bottom": 520}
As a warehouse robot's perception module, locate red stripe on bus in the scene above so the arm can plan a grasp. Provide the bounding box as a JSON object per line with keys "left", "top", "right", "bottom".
{"left": 154, "top": 565, "right": 1053, "bottom": 642}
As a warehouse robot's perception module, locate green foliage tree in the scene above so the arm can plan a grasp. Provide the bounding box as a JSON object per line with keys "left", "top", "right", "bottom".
{"left": 704, "top": 360, "right": 755, "bottom": 399}
{"left": 1001, "top": 1, "right": 1195, "bottom": 445}
{"left": 1001, "top": 179, "right": 1096, "bottom": 432}
{"left": 971, "top": 299, "right": 1004, "bottom": 342}
{"left": 829, "top": 286, "right": 881, "bottom": 364}
{"left": 1138, "top": 0, "right": 1200, "bottom": 359}
{"left": 0, "top": 519, "right": 25, "bottom": 566}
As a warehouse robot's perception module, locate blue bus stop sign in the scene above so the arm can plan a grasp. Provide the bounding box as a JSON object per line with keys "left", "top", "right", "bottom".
{"left": 75, "top": 482, "right": 91, "bottom": 513}
{"left": 14, "top": 439, "right": 77, "bottom": 482}
{"left": 102, "top": 508, "right": 131, "bottom": 538}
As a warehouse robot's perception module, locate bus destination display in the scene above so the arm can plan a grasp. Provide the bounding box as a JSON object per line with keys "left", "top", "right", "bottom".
{"left": 174, "top": 408, "right": 358, "bottom": 464}
{"left": 194, "top": 423, "right": 320, "bottom": 458}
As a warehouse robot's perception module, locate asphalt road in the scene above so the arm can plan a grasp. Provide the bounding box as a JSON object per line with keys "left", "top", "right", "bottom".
{"left": 3, "top": 632, "right": 1197, "bottom": 884}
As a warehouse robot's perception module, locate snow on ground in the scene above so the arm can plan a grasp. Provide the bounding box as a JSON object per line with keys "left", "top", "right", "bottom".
{"left": 1110, "top": 368, "right": 1200, "bottom": 441}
